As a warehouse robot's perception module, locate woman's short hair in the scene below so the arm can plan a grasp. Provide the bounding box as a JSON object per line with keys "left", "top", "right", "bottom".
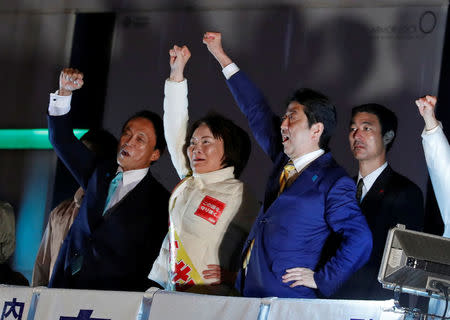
{"left": 183, "top": 113, "right": 251, "bottom": 178}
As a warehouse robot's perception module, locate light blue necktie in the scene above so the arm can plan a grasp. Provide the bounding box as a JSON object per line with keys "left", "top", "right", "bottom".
{"left": 103, "top": 171, "right": 123, "bottom": 215}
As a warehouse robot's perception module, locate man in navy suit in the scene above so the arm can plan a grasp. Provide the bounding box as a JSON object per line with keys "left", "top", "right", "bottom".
{"left": 334, "top": 104, "right": 424, "bottom": 300}
{"left": 203, "top": 32, "right": 372, "bottom": 298}
{"left": 47, "top": 68, "right": 170, "bottom": 291}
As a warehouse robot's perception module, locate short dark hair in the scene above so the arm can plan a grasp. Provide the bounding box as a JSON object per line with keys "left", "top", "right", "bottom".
{"left": 80, "top": 129, "right": 118, "bottom": 159}
{"left": 351, "top": 103, "right": 398, "bottom": 152}
{"left": 122, "top": 110, "right": 166, "bottom": 154}
{"left": 287, "top": 88, "right": 336, "bottom": 151}
{"left": 183, "top": 114, "right": 251, "bottom": 178}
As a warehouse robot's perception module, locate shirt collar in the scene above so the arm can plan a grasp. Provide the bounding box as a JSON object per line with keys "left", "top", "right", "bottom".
{"left": 291, "top": 149, "right": 325, "bottom": 172}
{"left": 117, "top": 167, "right": 149, "bottom": 187}
{"left": 193, "top": 166, "right": 235, "bottom": 187}
{"left": 358, "top": 162, "right": 388, "bottom": 193}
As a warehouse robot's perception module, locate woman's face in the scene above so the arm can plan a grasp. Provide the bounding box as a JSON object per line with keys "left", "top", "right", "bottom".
{"left": 187, "top": 123, "right": 225, "bottom": 174}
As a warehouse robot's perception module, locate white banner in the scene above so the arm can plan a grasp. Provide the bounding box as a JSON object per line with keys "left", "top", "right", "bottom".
{"left": 267, "top": 298, "right": 402, "bottom": 320}
{"left": 0, "top": 285, "right": 34, "bottom": 320}
{"left": 34, "top": 288, "right": 144, "bottom": 320}
{"left": 147, "top": 290, "right": 261, "bottom": 320}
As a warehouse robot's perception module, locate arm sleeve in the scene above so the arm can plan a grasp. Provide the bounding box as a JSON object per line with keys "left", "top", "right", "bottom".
{"left": 163, "top": 79, "right": 190, "bottom": 179}
{"left": 31, "top": 222, "right": 51, "bottom": 286}
{"left": 47, "top": 112, "right": 97, "bottom": 190}
{"left": 225, "top": 70, "right": 283, "bottom": 162}
{"left": 48, "top": 91, "right": 72, "bottom": 116}
{"left": 422, "top": 125, "right": 450, "bottom": 227}
{"left": 314, "top": 176, "right": 373, "bottom": 297}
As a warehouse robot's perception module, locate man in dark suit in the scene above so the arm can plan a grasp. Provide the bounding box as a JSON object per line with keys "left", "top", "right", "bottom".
{"left": 335, "top": 103, "right": 424, "bottom": 300}
{"left": 203, "top": 32, "right": 372, "bottom": 299}
{"left": 47, "top": 68, "right": 170, "bottom": 291}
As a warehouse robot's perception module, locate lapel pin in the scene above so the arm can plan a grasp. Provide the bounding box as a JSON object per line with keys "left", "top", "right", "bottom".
{"left": 312, "top": 175, "right": 318, "bottom": 182}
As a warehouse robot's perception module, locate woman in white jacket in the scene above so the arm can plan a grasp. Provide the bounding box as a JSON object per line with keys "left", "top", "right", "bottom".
{"left": 149, "top": 45, "right": 259, "bottom": 295}
{"left": 416, "top": 95, "right": 450, "bottom": 317}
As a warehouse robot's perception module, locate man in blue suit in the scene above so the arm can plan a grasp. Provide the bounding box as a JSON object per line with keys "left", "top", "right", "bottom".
{"left": 47, "top": 68, "right": 170, "bottom": 291}
{"left": 203, "top": 32, "right": 372, "bottom": 298}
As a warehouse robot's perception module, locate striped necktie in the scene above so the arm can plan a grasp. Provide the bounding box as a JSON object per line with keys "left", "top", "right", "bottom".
{"left": 279, "top": 160, "right": 297, "bottom": 194}
{"left": 356, "top": 178, "right": 364, "bottom": 203}
{"left": 103, "top": 172, "right": 123, "bottom": 214}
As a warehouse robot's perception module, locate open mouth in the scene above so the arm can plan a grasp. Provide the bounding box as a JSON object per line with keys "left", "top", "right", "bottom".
{"left": 282, "top": 135, "right": 290, "bottom": 143}
{"left": 120, "top": 149, "right": 130, "bottom": 157}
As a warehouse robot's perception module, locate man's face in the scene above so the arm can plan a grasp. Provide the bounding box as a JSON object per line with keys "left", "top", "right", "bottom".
{"left": 281, "top": 102, "right": 317, "bottom": 159}
{"left": 117, "top": 117, "right": 160, "bottom": 171}
{"left": 349, "top": 112, "right": 386, "bottom": 162}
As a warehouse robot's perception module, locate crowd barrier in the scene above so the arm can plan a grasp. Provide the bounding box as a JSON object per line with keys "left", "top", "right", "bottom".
{"left": 0, "top": 285, "right": 405, "bottom": 320}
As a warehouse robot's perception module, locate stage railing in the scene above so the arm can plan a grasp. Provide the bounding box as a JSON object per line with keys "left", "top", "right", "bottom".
{"left": 0, "top": 285, "right": 404, "bottom": 320}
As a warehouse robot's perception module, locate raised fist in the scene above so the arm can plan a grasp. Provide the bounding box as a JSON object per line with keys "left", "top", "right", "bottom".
{"left": 415, "top": 95, "right": 438, "bottom": 130}
{"left": 169, "top": 45, "right": 191, "bottom": 82}
{"left": 202, "top": 32, "right": 232, "bottom": 68}
{"left": 59, "top": 68, "right": 84, "bottom": 96}
{"left": 202, "top": 32, "right": 223, "bottom": 56}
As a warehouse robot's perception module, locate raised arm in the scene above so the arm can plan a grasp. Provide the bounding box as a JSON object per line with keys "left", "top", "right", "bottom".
{"left": 47, "top": 68, "right": 96, "bottom": 189}
{"left": 163, "top": 45, "right": 192, "bottom": 178}
{"left": 203, "top": 32, "right": 283, "bottom": 162}
{"left": 416, "top": 95, "right": 450, "bottom": 226}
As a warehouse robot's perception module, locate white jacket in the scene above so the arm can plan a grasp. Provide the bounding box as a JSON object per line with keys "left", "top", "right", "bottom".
{"left": 422, "top": 124, "right": 450, "bottom": 317}
{"left": 149, "top": 79, "right": 258, "bottom": 294}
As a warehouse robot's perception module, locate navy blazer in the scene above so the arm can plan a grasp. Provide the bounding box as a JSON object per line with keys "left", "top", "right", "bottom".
{"left": 227, "top": 70, "right": 373, "bottom": 298}
{"left": 334, "top": 165, "right": 424, "bottom": 300}
{"left": 47, "top": 113, "right": 170, "bottom": 291}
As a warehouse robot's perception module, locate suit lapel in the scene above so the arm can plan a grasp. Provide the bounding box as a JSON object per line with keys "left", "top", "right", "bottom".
{"left": 263, "top": 153, "right": 331, "bottom": 212}
{"left": 84, "top": 163, "right": 116, "bottom": 231}
{"left": 263, "top": 154, "right": 288, "bottom": 211}
{"left": 360, "top": 165, "right": 392, "bottom": 209}
{"left": 102, "top": 169, "right": 154, "bottom": 219}
{"left": 285, "top": 153, "right": 331, "bottom": 196}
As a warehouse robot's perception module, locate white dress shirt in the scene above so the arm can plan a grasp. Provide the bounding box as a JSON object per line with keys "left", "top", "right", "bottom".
{"left": 48, "top": 91, "right": 150, "bottom": 211}
{"left": 292, "top": 149, "right": 325, "bottom": 173}
{"left": 222, "top": 63, "right": 240, "bottom": 80}
{"left": 357, "top": 162, "right": 388, "bottom": 201}
{"left": 104, "top": 167, "right": 149, "bottom": 212}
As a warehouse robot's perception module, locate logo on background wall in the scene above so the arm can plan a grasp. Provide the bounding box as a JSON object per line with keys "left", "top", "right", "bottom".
{"left": 370, "top": 11, "right": 437, "bottom": 39}
{"left": 419, "top": 11, "right": 437, "bottom": 34}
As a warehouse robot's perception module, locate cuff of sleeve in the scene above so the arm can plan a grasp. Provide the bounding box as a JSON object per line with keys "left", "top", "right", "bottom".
{"left": 48, "top": 91, "right": 72, "bottom": 116}
{"left": 313, "top": 271, "right": 335, "bottom": 297}
{"left": 421, "top": 121, "right": 443, "bottom": 137}
{"left": 222, "top": 63, "right": 240, "bottom": 80}
{"left": 164, "top": 78, "right": 188, "bottom": 96}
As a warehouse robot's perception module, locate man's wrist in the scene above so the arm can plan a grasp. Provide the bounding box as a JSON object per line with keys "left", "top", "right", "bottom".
{"left": 58, "top": 88, "right": 72, "bottom": 96}
{"left": 213, "top": 50, "right": 232, "bottom": 69}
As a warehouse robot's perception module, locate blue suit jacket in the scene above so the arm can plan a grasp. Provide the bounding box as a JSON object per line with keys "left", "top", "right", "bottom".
{"left": 227, "top": 70, "right": 372, "bottom": 298}
{"left": 47, "top": 113, "right": 170, "bottom": 291}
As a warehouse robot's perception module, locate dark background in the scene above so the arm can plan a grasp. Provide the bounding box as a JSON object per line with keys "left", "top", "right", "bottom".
{"left": 0, "top": 2, "right": 448, "bottom": 280}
